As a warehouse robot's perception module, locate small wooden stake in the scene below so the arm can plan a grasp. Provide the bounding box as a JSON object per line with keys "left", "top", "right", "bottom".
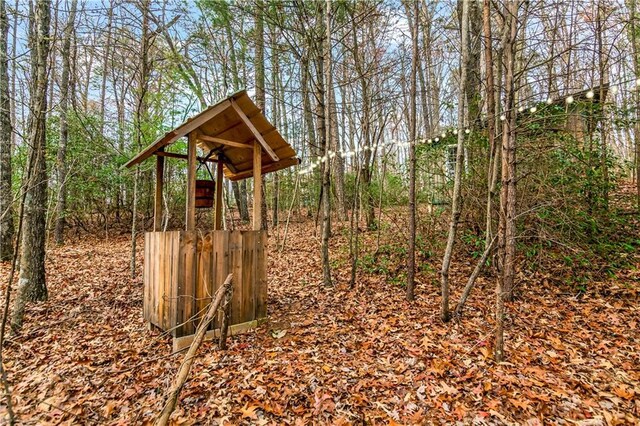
{"left": 218, "top": 284, "right": 232, "bottom": 350}
{"left": 155, "top": 274, "right": 233, "bottom": 426}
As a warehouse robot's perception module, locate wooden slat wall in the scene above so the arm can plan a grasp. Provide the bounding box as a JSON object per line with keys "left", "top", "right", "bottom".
{"left": 143, "top": 230, "right": 266, "bottom": 338}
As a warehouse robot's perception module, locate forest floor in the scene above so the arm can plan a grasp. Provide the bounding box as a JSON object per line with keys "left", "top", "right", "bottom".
{"left": 0, "top": 204, "right": 639, "bottom": 424}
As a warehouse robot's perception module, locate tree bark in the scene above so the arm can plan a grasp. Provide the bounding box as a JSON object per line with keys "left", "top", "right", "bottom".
{"left": 54, "top": 0, "right": 77, "bottom": 245}
{"left": 12, "top": 0, "right": 51, "bottom": 331}
{"left": 495, "top": 0, "right": 519, "bottom": 363}
{"left": 483, "top": 0, "right": 498, "bottom": 248}
{"left": 321, "top": 0, "right": 332, "bottom": 286}
{"left": 631, "top": 0, "right": 640, "bottom": 208}
{"left": 405, "top": 0, "right": 419, "bottom": 301}
{"left": 439, "top": 0, "right": 469, "bottom": 322}
{"left": 131, "top": 0, "right": 151, "bottom": 278}
{"left": 254, "top": 0, "right": 268, "bottom": 231}
{"left": 0, "top": 0, "right": 13, "bottom": 261}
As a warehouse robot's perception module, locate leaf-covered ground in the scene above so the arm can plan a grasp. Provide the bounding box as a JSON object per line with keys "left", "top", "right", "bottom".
{"left": 0, "top": 214, "right": 638, "bottom": 425}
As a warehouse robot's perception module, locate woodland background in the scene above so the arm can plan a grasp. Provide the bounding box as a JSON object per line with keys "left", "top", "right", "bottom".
{"left": 0, "top": 0, "right": 639, "bottom": 424}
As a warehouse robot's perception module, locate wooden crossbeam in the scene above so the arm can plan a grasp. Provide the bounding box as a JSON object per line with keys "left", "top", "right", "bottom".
{"left": 227, "top": 157, "right": 300, "bottom": 181}
{"left": 155, "top": 151, "right": 219, "bottom": 163}
{"left": 230, "top": 99, "right": 279, "bottom": 162}
{"left": 197, "top": 134, "right": 253, "bottom": 149}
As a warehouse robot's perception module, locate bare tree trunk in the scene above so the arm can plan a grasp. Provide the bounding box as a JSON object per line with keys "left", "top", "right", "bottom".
{"left": 12, "top": 0, "right": 51, "bottom": 332}
{"left": 596, "top": 0, "right": 609, "bottom": 209}
{"left": 98, "top": 2, "right": 113, "bottom": 136}
{"left": 54, "top": 0, "right": 77, "bottom": 245}
{"left": 223, "top": 15, "right": 249, "bottom": 223}
{"left": 254, "top": 0, "right": 268, "bottom": 231}
{"left": 405, "top": 0, "right": 419, "bottom": 301}
{"left": 632, "top": 0, "right": 640, "bottom": 209}
{"left": 131, "top": 0, "right": 150, "bottom": 278}
{"left": 321, "top": 0, "right": 332, "bottom": 287}
{"left": 459, "top": 0, "right": 482, "bottom": 125}
{"left": 483, "top": 0, "right": 498, "bottom": 248}
{"left": 439, "top": 0, "right": 469, "bottom": 322}
{"left": 0, "top": 0, "right": 13, "bottom": 261}
{"left": 495, "top": 0, "right": 519, "bottom": 362}
{"left": 330, "top": 86, "right": 347, "bottom": 221}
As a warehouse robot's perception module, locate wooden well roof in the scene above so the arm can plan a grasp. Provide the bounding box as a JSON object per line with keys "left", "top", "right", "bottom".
{"left": 124, "top": 90, "right": 299, "bottom": 181}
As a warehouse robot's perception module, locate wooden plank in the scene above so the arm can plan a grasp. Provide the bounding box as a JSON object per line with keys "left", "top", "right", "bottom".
{"left": 253, "top": 143, "right": 262, "bottom": 231}
{"left": 198, "top": 134, "right": 253, "bottom": 149}
{"left": 143, "top": 234, "right": 149, "bottom": 323}
{"left": 184, "top": 231, "right": 197, "bottom": 336}
{"left": 152, "top": 233, "right": 159, "bottom": 326}
{"left": 231, "top": 99, "right": 279, "bottom": 162}
{"left": 196, "top": 232, "right": 214, "bottom": 330}
{"left": 172, "top": 319, "right": 259, "bottom": 352}
{"left": 214, "top": 161, "right": 224, "bottom": 230}
{"left": 157, "top": 232, "right": 163, "bottom": 329}
{"left": 154, "top": 154, "right": 164, "bottom": 231}
{"left": 242, "top": 231, "right": 256, "bottom": 324}
{"left": 229, "top": 231, "right": 243, "bottom": 325}
{"left": 256, "top": 231, "right": 267, "bottom": 319}
{"left": 186, "top": 132, "right": 197, "bottom": 231}
{"left": 174, "top": 232, "right": 185, "bottom": 336}
{"left": 212, "top": 230, "right": 230, "bottom": 329}
{"left": 168, "top": 231, "right": 179, "bottom": 332}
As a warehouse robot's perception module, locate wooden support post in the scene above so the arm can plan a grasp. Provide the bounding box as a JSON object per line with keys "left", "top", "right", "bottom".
{"left": 154, "top": 151, "right": 164, "bottom": 232}
{"left": 186, "top": 132, "right": 197, "bottom": 231}
{"left": 253, "top": 142, "right": 262, "bottom": 231}
{"left": 215, "top": 160, "right": 224, "bottom": 230}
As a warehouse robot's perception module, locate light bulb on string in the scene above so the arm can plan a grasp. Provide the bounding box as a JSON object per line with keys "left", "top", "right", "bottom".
{"left": 500, "top": 114, "right": 506, "bottom": 121}
{"left": 428, "top": 139, "right": 432, "bottom": 144}
{"left": 441, "top": 132, "right": 446, "bottom": 138}
{"left": 530, "top": 106, "right": 537, "bottom": 113}
{"left": 518, "top": 106, "right": 524, "bottom": 113}
{"left": 465, "top": 129, "right": 470, "bottom": 134}
{"left": 586, "top": 90, "right": 594, "bottom": 99}
{"left": 566, "top": 96, "right": 574, "bottom": 104}
{"left": 453, "top": 129, "right": 458, "bottom": 135}
{"left": 435, "top": 137, "right": 439, "bottom": 142}
{"left": 546, "top": 97, "right": 553, "bottom": 105}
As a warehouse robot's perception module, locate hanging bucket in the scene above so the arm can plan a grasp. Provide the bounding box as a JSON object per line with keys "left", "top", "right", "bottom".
{"left": 195, "top": 180, "right": 215, "bottom": 208}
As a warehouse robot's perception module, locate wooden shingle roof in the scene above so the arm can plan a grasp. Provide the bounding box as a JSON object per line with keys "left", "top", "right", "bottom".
{"left": 124, "top": 90, "right": 299, "bottom": 181}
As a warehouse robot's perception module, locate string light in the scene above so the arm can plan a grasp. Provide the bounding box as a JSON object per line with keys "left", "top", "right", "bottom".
{"left": 297, "top": 79, "right": 639, "bottom": 175}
